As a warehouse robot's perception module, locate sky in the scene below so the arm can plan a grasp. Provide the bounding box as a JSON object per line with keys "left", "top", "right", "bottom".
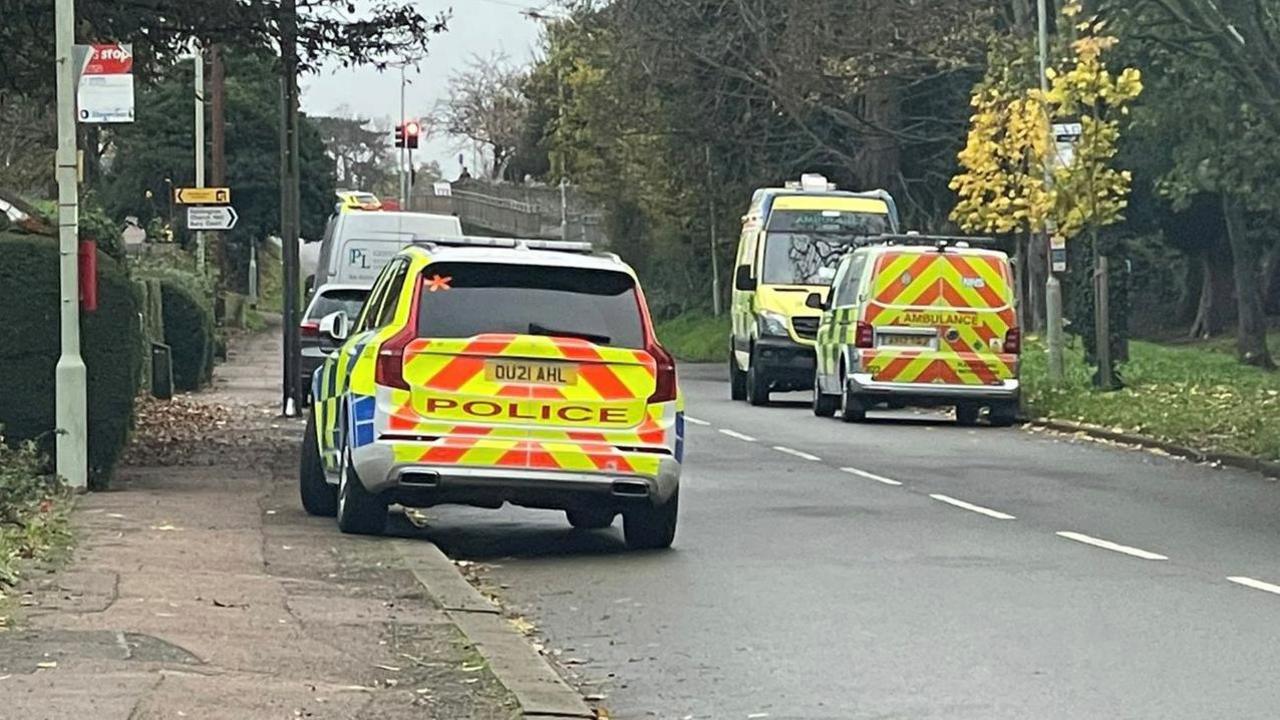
{"left": 300, "top": 0, "right": 547, "bottom": 181}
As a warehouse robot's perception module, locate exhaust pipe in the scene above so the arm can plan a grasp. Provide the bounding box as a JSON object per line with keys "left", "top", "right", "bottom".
{"left": 611, "top": 480, "right": 650, "bottom": 497}
{"left": 399, "top": 471, "right": 441, "bottom": 487}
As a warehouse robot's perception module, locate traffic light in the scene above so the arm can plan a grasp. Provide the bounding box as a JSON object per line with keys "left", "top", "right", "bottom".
{"left": 394, "top": 123, "right": 405, "bottom": 148}
{"left": 405, "top": 121, "right": 420, "bottom": 149}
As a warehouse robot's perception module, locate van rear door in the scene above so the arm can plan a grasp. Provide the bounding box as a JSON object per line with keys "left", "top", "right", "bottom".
{"left": 862, "top": 251, "right": 1018, "bottom": 386}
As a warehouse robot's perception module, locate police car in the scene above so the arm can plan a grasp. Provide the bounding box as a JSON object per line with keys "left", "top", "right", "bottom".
{"left": 299, "top": 237, "right": 684, "bottom": 549}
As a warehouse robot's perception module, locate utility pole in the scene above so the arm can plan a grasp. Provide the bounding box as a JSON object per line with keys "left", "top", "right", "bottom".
{"left": 280, "top": 0, "right": 301, "bottom": 415}
{"left": 193, "top": 42, "right": 206, "bottom": 275}
{"left": 399, "top": 63, "right": 407, "bottom": 207}
{"left": 1038, "top": 0, "right": 1065, "bottom": 383}
{"left": 706, "top": 145, "right": 721, "bottom": 316}
{"left": 209, "top": 43, "right": 227, "bottom": 280}
{"left": 55, "top": 0, "right": 87, "bottom": 490}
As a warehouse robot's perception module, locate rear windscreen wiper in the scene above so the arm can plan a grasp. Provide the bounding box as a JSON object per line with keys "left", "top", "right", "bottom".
{"left": 528, "top": 323, "right": 611, "bottom": 345}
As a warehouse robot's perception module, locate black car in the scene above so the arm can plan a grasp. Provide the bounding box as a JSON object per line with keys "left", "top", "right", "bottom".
{"left": 299, "top": 283, "right": 370, "bottom": 404}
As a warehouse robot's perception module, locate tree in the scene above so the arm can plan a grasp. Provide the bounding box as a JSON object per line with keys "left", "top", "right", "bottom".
{"left": 312, "top": 113, "right": 397, "bottom": 196}
{"left": 431, "top": 54, "right": 530, "bottom": 180}
{"left": 1116, "top": 0, "right": 1279, "bottom": 368}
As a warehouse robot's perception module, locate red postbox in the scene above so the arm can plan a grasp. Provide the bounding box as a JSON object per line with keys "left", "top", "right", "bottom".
{"left": 78, "top": 239, "right": 97, "bottom": 312}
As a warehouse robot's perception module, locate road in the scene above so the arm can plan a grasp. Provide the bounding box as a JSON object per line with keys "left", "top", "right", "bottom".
{"left": 405, "top": 364, "right": 1280, "bottom": 720}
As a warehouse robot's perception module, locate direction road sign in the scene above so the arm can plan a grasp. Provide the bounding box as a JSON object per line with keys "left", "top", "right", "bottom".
{"left": 174, "top": 187, "right": 231, "bottom": 205}
{"left": 187, "top": 206, "right": 238, "bottom": 231}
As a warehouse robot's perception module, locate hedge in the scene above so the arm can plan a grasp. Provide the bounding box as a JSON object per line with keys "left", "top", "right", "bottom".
{"left": 0, "top": 232, "right": 143, "bottom": 485}
{"left": 158, "top": 279, "right": 216, "bottom": 391}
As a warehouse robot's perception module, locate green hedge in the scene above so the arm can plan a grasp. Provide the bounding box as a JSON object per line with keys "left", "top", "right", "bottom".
{"left": 0, "top": 233, "right": 142, "bottom": 485}
{"left": 158, "top": 280, "right": 216, "bottom": 391}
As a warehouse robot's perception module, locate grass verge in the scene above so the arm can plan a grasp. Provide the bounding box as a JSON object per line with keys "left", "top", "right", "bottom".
{"left": 0, "top": 438, "right": 72, "bottom": 628}
{"left": 1022, "top": 335, "right": 1280, "bottom": 461}
{"left": 655, "top": 311, "right": 730, "bottom": 363}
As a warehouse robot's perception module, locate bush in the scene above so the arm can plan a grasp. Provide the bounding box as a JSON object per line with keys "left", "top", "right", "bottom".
{"left": 655, "top": 311, "right": 731, "bottom": 363}
{"left": 0, "top": 232, "right": 142, "bottom": 485}
{"left": 159, "top": 279, "right": 216, "bottom": 390}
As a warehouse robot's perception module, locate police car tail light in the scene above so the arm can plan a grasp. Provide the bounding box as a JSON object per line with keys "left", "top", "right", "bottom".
{"left": 647, "top": 342, "right": 678, "bottom": 403}
{"left": 854, "top": 322, "right": 875, "bottom": 349}
{"left": 376, "top": 325, "right": 415, "bottom": 391}
{"left": 1003, "top": 327, "right": 1022, "bottom": 355}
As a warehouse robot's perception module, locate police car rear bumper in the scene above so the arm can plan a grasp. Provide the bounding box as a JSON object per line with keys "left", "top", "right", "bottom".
{"left": 358, "top": 456, "right": 681, "bottom": 511}
{"left": 848, "top": 373, "right": 1020, "bottom": 401}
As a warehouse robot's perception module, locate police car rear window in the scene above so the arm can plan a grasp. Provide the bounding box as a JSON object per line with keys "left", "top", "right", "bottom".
{"left": 417, "top": 262, "right": 646, "bottom": 349}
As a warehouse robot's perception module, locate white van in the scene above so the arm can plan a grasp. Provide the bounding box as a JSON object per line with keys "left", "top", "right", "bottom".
{"left": 309, "top": 211, "right": 464, "bottom": 291}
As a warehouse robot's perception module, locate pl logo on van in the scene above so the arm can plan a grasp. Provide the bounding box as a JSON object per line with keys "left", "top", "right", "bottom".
{"left": 349, "top": 249, "right": 369, "bottom": 269}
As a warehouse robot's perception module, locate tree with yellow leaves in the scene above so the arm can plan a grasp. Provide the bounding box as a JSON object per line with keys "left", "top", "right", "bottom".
{"left": 950, "top": 4, "right": 1143, "bottom": 245}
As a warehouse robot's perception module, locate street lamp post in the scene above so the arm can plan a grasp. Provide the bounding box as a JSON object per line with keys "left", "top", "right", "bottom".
{"left": 54, "top": 0, "right": 88, "bottom": 490}
{"left": 1038, "top": 0, "right": 1065, "bottom": 383}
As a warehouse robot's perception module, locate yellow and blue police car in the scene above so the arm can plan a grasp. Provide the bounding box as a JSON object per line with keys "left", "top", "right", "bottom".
{"left": 299, "top": 237, "right": 684, "bottom": 549}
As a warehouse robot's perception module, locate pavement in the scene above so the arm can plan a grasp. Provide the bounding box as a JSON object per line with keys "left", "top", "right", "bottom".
{"left": 0, "top": 326, "right": 519, "bottom": 719}
{"left": 398, "top": 364, "right": 1280, "bottom": 720}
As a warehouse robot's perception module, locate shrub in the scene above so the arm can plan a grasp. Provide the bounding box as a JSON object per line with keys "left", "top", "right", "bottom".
{"left": 0, "top": 232, "right": 142, "bottom": 485}
{"left": 158, "top": 279, "right": 216, "bottom": 390}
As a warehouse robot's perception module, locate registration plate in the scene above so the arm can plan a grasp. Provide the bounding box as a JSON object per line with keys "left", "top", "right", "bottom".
{"left": 878, "top": 333, "right": 934, "bottom": 348}
{"left": 484, "top": 360, "right": 579, "bottom": 386}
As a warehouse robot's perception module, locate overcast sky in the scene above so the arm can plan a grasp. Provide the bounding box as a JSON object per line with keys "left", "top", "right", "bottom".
{"left": 300, "top": 0, "right": 546, "bottom": 181}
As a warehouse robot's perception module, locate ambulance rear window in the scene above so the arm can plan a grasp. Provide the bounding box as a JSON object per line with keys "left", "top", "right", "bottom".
{"left": 416, "top": 262, "right": 646, "bottom": 348}
{"left": 874, "top": 253, "right": 1012, "bottom": 308}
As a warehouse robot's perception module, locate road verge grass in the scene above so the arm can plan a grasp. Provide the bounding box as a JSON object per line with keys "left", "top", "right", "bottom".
{"left": 655, "top": 311, "right": 730, "bottom": 363}
{"left": 1022, "top": 336, "right": 1280, "bottom": 461}
{"left": 0, "top": 438, "right": 72, "bottom": 628}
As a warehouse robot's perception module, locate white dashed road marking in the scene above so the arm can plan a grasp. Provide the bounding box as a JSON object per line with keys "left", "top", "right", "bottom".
{"left": 772, "top": 446, "right": 822, "bottom": 462}
{"left": 929, "top": 494, "right": 1016, "bottom": 520}
{"left": 718, "top": 429, "right": 757, "bottom": 443}
{"left": 839, "top": 467, "right": 903, "bottom": 486}
{"left": 1055, "top": 531, "right": 1168, "bottom": 561}
{"left": 1227, "top": 576, "right": 1280, "bottom": 597}
{"left": 684, "top": 416, "right": 711, "bottom": 426}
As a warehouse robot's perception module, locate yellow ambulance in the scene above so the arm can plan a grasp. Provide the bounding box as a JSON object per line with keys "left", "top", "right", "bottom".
{"left": 729, "top": 174, "right": 899, "bottom": 405}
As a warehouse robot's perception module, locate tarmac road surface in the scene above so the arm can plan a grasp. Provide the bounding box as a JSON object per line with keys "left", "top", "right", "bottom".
{"left": 404, "top": 364, "right": 1280, "bottom": 720}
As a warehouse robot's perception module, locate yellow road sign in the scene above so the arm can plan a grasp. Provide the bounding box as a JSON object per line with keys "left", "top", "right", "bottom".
{"left": 174, "top": 187, "right": 231, "bottom": 205}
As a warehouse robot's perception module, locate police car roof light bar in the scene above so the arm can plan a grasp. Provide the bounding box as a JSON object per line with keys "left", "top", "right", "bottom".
{"left": 412, "top": 235, "right": 595, "bottom": 254}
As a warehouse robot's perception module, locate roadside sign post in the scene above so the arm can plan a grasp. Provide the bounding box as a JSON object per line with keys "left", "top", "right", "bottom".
{"left": 193, "top": 43, "right": 206, "bottom": 275}
{"left": 1038, "top": 0, "right": 1064, "bottom": 385}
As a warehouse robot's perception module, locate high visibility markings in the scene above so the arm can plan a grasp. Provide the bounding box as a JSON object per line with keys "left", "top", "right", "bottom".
{"left": 929, "top": 494, "right": 1016, "bottom": 520}
{"left": 684, "top": 416, "right": 711, "bottom": 426}
{"left": 1055, "top": 531, "right": 1168, "bottom": 561}
{"left": 773, "top": 446, "right": 821, "bottom": 462}
{"left": 1227, "top": 576, "right": 1280, "bottom": 597}
{"left": 717, "top": 428, "right": 757, "bottom": 443}
{"left": 839, "top": 467, "right": 903, "bottom": 486}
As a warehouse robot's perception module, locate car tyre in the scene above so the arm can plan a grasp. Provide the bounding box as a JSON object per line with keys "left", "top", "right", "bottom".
{"left": 566, "top": 509, "right": 616, "bottom": 530}
{"left": 623, "top": 490, "right": 678, "bottom": 550}
{"left": 336, "top": 437, "right": 388, "bottom": 536}
{"left": 745, "top": 348, "right": 770, "bottom": 407}
{"left": 988, "top": 401, "right": 1019, "bottom": 427}
{"left": 955, "top": 403, "right": 981, "bottom": 427}
{"left": 729, "top": 351, "right": 747, "bottom": 401}
{"left": 300, "top": 411, "right": 337, "bottom": 517}
{"left": 812, "top": 369, "right": 839, "bottom": 417}
{"left": 839, "top": 378, "right": 867, "bottom": 423}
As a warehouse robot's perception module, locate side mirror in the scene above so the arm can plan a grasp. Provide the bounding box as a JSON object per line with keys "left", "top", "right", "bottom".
{"left": 805, "top": 292, "right": 825, "bottom": 311}
{"left": 318, "top": 311, "right": 349, "bottom": 342}
{"left": 734, "top": 265, "right": 757, "bottom": 291}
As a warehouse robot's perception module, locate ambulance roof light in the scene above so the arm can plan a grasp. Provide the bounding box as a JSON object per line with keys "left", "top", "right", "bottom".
{"left": 799, "top": 173, "right": 835, "bottom": 192}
